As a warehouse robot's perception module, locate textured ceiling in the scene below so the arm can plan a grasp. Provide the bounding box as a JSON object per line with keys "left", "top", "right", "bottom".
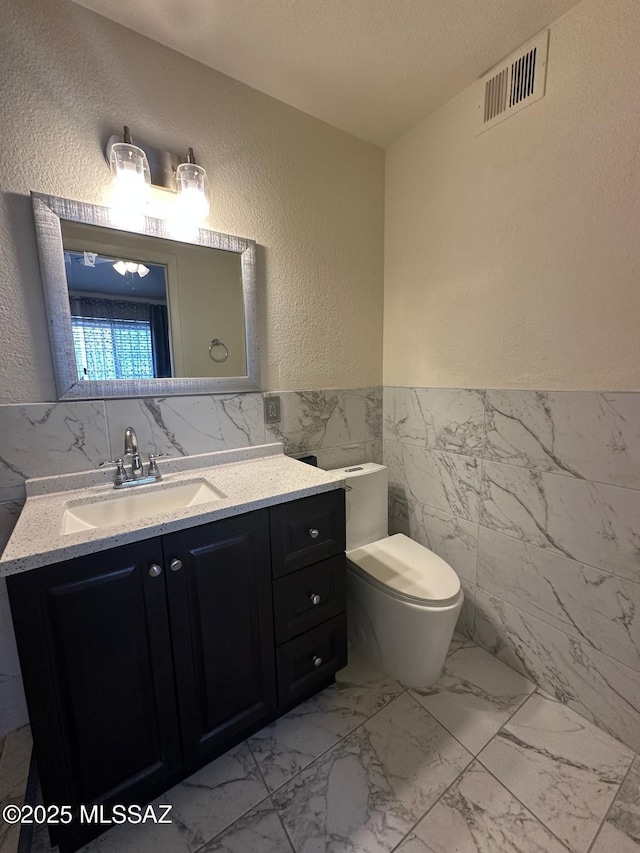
{"left": 69, "top": 0, "right": 582, "bottom": 146}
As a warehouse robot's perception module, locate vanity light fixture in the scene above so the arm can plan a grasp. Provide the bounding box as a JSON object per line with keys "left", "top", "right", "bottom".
{"left": 113, "top": 260, "right": 150, "bottom": 277}
{"left": 108, "top": 126, "right": 151, "bottom": 210}
{"left": 105, "top": 129, "right": 210, "bottom": 232}
{"left": 175, "top": 148, "right": 210, "bottom": 225}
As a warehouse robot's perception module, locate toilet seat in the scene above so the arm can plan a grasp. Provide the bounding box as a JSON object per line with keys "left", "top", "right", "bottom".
{"left": 347, "top": 533, "right": 461, "bottom": 607}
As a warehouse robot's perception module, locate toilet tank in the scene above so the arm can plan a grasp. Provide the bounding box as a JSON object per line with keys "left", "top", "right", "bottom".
{"left": 328, "top": 463, "right": 389, "bottom": 551}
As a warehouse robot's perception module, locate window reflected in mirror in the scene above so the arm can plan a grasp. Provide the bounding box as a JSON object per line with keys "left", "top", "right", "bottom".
{"left": 65, "top": 250, "right": 171, "bottom": 381}
{"left": 60, "top": 220, "right": 247, "bottom": 381}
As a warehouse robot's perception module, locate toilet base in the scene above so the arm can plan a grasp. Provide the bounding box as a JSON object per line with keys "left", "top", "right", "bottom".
{"left": 347, "top": 565, "right": 463, "bottom": 687}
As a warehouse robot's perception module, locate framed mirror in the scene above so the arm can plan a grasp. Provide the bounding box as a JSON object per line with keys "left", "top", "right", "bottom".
{"left": 32, "top": 192, "right": 259, "bottom": 399}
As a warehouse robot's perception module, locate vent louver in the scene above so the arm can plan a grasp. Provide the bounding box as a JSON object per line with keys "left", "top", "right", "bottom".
{"left": 478, "top": 30, "right": 549, "bottom": 134}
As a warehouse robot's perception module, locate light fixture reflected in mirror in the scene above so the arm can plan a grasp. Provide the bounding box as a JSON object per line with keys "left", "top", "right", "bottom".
{"left": 113, "top": 260, "right": 150, "bottom": 277}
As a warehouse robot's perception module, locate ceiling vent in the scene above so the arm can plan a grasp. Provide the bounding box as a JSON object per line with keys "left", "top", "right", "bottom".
{"left": 478, "top": 30, "right": 549, "bottom": 134}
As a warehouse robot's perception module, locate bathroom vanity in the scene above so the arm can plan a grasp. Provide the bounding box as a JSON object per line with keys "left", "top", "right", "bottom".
{"left": 1, "top": 446, "right": 347, "bottom": 852}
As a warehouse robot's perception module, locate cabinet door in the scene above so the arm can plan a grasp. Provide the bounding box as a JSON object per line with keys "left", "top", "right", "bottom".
{"left": 7, "top": 540, "right": 181, "bottom": 831}
{"left": 164, "top": 511, "right": 276, "bottom": 765}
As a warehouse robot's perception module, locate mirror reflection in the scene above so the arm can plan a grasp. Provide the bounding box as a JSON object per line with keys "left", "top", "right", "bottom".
{"left": 60, "top": 221, "right": 247, "bottom": 381}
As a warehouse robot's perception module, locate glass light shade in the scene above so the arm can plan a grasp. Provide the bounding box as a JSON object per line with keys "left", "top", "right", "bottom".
{"left": 175, "top": 162, "right": 210, "bottom": 223}
{"left": 137, "top": 264, "right": 150, "bottom": 278}
{"left": 110, "top": 142, "right": 151, "bottom": 207}
{"left": 113, "top": 260, "right": 128, "bottom": 275}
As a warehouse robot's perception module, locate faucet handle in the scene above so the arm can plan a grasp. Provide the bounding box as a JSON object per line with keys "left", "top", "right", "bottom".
{"left": 148, "top": 453, "right": 169, "bottom": 479}
{"left": 99, "top": 459, "right": 129, "bottom": 486}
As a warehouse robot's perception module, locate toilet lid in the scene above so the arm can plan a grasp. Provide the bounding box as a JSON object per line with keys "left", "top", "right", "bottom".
{"left": 347, "top": 534, "right": 461, "bottom": 606}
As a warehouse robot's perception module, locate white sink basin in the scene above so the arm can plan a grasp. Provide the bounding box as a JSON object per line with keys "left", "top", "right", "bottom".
{"left": 62, "top": 479, "right": 225, "bottom": 535}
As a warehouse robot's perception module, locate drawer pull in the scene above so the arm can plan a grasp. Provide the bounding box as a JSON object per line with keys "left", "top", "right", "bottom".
{"left": 308, "top": 528, "right": 320, "bottom": 539}
{"left": 310, "top": 593, "right": 321, "bottom": 605}
{"left": 170, "top": 558, "right": 183, "bottom": 572}
{"left": 148, "top": 564, "right": 162, "bottom": 578}
{"left": 312, "top": 655, "right": 323, "bottom": 668}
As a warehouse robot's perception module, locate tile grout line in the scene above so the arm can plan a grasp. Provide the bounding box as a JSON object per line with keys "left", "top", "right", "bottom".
{"left": 387, "top": 750, "right": 476, "bottom": 853}
{"left": 244, "top": 738, "right": 297, "bottom": 853}
{"left": 189, "top": 741, "right": 275, "bottom": 853}
{"left": 474, "top": 518, "right": 640, "bottom": 588}
{"left": 474, "top": 689, "right": 632, "bottom": 853}
{"left": 385, "top": 688, "right": 545, "bottom": 853}
{"left": 249, "top": 681, "right": 409, "bottom": 800}
{"left": 584, "top": 750, "right": 637, "bottom": 853}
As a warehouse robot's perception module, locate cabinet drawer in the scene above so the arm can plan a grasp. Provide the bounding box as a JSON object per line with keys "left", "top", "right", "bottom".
{"left": 273, "top": 554, "right": 346, "bottom": 644}
{"left": 270, "top": 490, "right": 346, "bottom": 578}
{"left": 276, "top": 614, "right": 347, "bottom": 708}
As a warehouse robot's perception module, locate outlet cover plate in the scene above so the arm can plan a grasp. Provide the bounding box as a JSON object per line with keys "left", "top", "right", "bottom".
{"left": 264, "top": 395, "right": 281, "bottom": 424}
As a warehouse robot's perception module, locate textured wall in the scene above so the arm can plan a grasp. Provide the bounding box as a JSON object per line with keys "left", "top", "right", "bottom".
{"left": 0, "top": 0, "right": 384, "bottom": 404}
{"left": 384, "top": 0, "right": 640, "bottom": 391}
{"left": 385, "top": 387, "right": 640, "bottom": 754}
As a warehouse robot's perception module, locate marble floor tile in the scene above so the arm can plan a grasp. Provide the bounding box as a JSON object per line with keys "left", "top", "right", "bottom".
{"left": 478, "top": 693, "right": 635, "bottom": 853}
{"left": 477, "top": 527, "right": 640, "bottom": 671}
{"left": 273, "top": 692, "right": 471, "bottom": 853}
{"left": 80, "top": 742, "right": 268, "bottom": 853}
{"left": 591, "top": 754, "right": 640, "bottom": 852}
{"left": 0, "top": 725, "right": 32, "bottom": 853}
{"left": 447, "top": 631, "right": 473, "bottom": 657}
{"left": 199, "top": 800, "right": 294, "bottom": 853}
{"left": 395, "top": 761, "right": 569, "bottom": 853}
{"left": 474, "top": 590, "right": 640, "bottom": 753}
{"left": 248, "top": 651, "right": 403, "bottom": 792}
{"left": 590, "top": 821, "right": 640, "bottom": 853}
{"left": 411, "top": 646, "right": 535, "bottom": 754}
{"left": 484, "top": 390, "right": 640, "bottom": 490}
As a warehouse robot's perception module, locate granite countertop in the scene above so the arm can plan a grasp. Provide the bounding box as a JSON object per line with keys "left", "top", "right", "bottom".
{"left": 0, "top": 444, "right": 345, "bottom": 577}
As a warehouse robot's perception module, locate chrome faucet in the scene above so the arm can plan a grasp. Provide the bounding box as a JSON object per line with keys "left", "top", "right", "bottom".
{"left": 124, "top": 427, "right": 144, "bottom": 478}
{"left": 99, "top": 427, "right": 169, "bottom": 488}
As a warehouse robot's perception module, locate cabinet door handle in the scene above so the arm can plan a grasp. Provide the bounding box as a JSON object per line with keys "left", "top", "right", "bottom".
{"left": 149, "top": 564, "right": 162, "bottom": 578}
{"left": 310, "top": 593, "right": 321, "bottom": 605}
{"left": 312, "top": 655, "right": 323, "bottom": 668}
{"left": 169, "top": 558, "right": 183, "bottom": 572}
{"left": 308, "top": 528, "right": 320, "bottom": 539}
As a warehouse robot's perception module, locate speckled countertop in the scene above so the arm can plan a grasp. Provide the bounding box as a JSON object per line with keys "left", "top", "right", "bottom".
{"left": 0, "top": 444, "right": 345, "bottom": 577}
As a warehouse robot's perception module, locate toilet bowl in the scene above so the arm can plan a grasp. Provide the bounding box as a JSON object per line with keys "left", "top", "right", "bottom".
{"left": 328, "top": 463, "right": 463, "bottom": 687}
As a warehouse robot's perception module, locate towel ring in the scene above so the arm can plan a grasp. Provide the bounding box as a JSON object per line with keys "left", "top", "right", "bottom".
{"left": 208, "top": 338, "right": 229, "bottom": 363}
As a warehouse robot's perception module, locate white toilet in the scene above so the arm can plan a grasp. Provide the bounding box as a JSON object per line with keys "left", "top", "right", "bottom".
{"left": 328, "top": 462, "right": 463, "bottom": 687}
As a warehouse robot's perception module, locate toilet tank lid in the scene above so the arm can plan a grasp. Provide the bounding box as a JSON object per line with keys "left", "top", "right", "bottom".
{"left": 327, "top": 462, "right": 386, "bottom": 477}
{"left": 347, "top": 534, "right": 461, "bottom": 606}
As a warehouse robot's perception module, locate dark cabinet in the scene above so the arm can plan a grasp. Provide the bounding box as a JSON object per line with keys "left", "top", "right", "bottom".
{"left": 7, "top": 489, "right": 346, "bottom": 853}
{"left": 8, "top": 539, "right": 182, "bottom": 851}
{"left": 164, "top": 512, "right": 276, "bottom": 765}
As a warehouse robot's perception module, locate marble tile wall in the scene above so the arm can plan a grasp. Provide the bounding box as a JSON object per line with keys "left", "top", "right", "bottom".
{"left": 0, "top": 386, "right": 382, "bottom": 737}
{"left": 384, "top": 387, "right": 640, "bottom": 753}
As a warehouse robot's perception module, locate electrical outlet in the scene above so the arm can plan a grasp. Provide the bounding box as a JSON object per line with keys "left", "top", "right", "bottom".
{"left": 264, "top": 395, "right": 281, "bottom": 424}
